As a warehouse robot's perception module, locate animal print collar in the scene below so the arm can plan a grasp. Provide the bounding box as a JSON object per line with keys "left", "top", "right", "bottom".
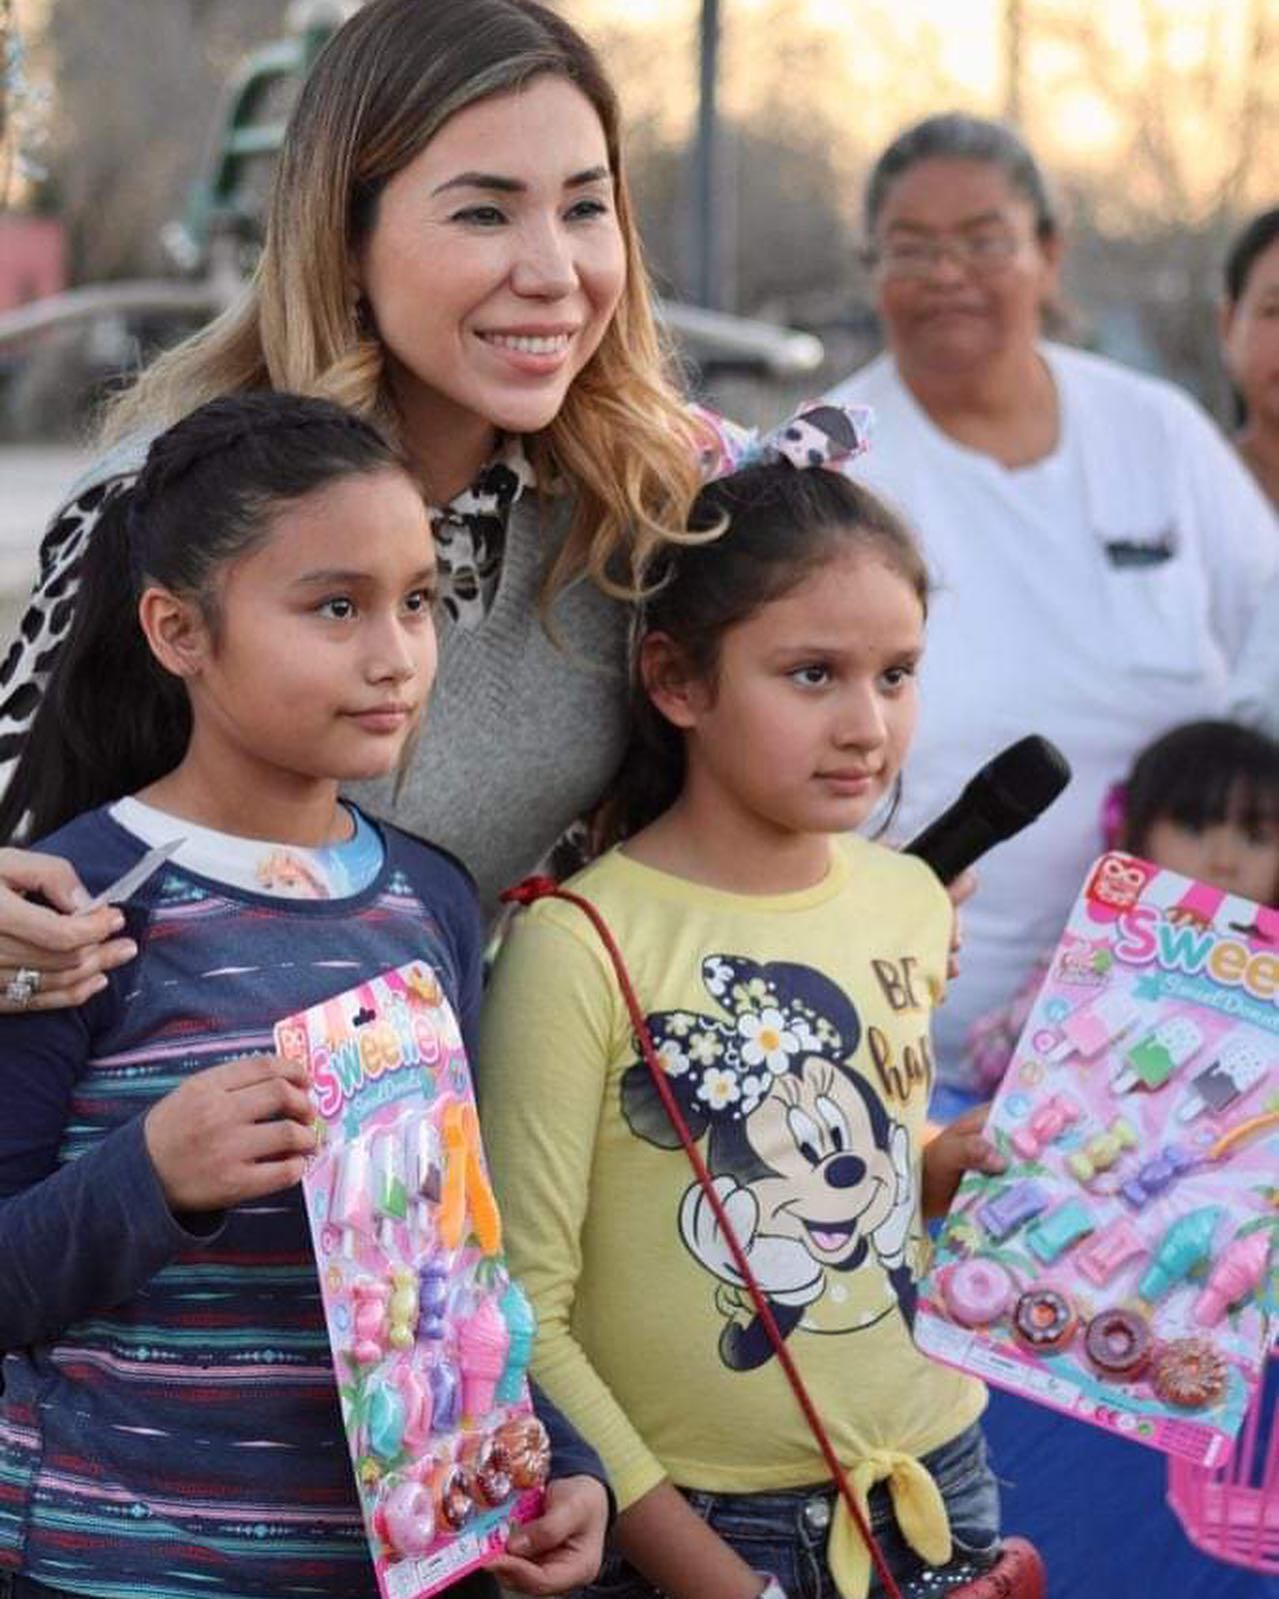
{"left": 431, "top": 435, "right": 536, "bottom": 629}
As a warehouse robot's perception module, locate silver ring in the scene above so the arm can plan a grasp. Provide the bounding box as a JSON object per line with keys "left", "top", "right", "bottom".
{"left": 4, "top": 967, "right": 40, "bottom": 1007}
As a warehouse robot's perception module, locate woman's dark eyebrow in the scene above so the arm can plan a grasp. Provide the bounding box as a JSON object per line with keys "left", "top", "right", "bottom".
{"left": 886, "top": 209, "right": 1007, "bottom": 234}
{"left": 291, "top": 565, "right": 437, "bottom": 588}
{"left": 431, "top": 166, "right": 611, "bottom": 197}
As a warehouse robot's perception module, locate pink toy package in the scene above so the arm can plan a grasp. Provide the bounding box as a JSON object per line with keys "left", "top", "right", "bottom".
{"left": 275, "top": 961, "right": 547, "bottom": 1599}
{"left": 916, "top": 853, "right": 1279, "bottom": 1467}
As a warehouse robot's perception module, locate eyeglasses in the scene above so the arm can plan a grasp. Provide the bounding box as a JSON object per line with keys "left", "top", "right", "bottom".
{"left": 865, "top": 230, "right": 1022, "bottom": 281}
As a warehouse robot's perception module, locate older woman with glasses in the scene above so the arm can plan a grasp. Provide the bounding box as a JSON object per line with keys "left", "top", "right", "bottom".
{"left": 827, "top": 112, "right": 1277, "bottom": 1099}
{"left": 828, "top": 112, "right": 1278, "bottom": 1599}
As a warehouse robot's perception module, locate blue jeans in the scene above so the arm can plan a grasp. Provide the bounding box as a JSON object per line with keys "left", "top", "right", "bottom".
{"left": 584, "top": 1422, "right": 1001, "bottom": 1599}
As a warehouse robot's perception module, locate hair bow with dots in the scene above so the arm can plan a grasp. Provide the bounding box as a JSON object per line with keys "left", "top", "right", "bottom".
{"left": 696, "top": 400, "right": 874, "bottom": 482}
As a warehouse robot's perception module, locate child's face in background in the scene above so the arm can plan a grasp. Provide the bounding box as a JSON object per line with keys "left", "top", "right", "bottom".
{"left": 1143, "top": 811, "right": 1279, "bottom": 907}
{"left": 184, "top": 468, "right": 438, "bottom": 792}
{"left": 677, "top": 546, "right": 924, "bottom": 842}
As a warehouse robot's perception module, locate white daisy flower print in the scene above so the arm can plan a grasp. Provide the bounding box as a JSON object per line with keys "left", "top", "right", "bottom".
{"left": 688, "top": 1030, "right": 724, "bottom": 1066}
{"left": 739, "top": 1008, "right": 800, "bottom": 1074}
{"left": 738, "top": 1072, "right": 769, "bottom": 1114}
{"left": 792, "top": 1019, "right": 824, "bottom": 1053}
{"left": 656, "top": 1039, "right": 690, "bottom": 1077}
{"left": 697, "top": 1066, "right": 741, "bottom": 1109}
{"left": 731, "top": 977, "right": 772, "bottom": 1009}
{"left": 705, "top": 958, "right": 735, "bottom": 997}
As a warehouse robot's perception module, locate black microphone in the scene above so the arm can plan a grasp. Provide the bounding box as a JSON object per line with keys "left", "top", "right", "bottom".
{"left": 903, "top": 735, "right": 1072, "bottom": 884}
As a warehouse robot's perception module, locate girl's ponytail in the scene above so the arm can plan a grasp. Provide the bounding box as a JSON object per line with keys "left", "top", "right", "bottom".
{"left": 596, "top": 684, "right": 687, "bottom": 847}
{"left": 0, "top": 486, "right": 191, "bottom": 843}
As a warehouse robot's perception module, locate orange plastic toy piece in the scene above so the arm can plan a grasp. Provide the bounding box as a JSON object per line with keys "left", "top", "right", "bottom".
{"left": 438, "top": 1099, "right": 503, "bottom": 1255}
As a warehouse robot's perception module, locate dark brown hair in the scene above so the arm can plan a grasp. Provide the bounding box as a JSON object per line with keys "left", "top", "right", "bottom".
{"left": 602, "top": 464, "right": 928, "bottom": 843}
{"left": 1121, "top": 719, "right": 1279, "bottom": 866}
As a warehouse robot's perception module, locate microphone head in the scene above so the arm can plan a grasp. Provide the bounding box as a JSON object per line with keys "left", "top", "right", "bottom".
{"left": 969, "top": 735, "right": 1072, "bottom": 836}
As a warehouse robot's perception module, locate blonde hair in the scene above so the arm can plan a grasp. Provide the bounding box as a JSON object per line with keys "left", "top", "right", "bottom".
{"left": 106, "top": 0, "right": 705, "bottom": 600}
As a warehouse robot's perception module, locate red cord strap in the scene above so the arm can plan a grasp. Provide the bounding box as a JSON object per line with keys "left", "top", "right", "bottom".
{"left": 501, "top": 875, "right": 904, "bottom": 1599}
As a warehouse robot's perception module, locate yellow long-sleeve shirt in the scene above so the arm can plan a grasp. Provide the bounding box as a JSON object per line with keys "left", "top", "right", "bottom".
{"left": 480, "top": 838, "right": 984, "bottom": 1528}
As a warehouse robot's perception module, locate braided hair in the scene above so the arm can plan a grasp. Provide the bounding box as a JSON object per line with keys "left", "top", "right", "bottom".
{"left": 0, "top": 394, "right": 406, "bottom": 842}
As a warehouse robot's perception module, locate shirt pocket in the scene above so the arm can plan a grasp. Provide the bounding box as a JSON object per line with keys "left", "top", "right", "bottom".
{"left": 1094, "top": 528, "right": 1205, "bottom": 679}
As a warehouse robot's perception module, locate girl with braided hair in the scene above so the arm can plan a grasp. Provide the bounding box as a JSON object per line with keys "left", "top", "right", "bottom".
{"left": 0, "top": 393, "right": 608, "bottom": 1599}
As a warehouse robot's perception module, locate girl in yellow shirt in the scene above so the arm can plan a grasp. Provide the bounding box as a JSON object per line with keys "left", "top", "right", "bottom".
{"left": 481, "top": 406, "right": 1005, "bottom": 1599}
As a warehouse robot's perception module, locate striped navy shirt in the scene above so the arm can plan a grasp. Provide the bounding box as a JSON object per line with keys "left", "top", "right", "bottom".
{"left": 0, "top": 806, "right": 596, "bottom": 1599}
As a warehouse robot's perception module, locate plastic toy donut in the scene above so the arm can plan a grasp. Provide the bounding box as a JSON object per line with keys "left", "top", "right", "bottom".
{"left": 464, "top": 1436, "right": 513, "bottom": 1508}
{"left": 1151, "top": 1337, "right": 1227, "bottom": 1409}
{"left": 435, "top": 1464, "right": 476, "bottom": 1530}
{"left": 942, "top": 1258, "right": 1013, "bottom": 1327}
{"left": 492, "top": 1415, "right": 551, "bottom": 1491}
{"left": 375, "top": 1478, "right": 436, "bottom": 1557}
{"left": 1012, "top": 1288, "right": 1076, "bottom": 1352}
{"left": 1084, "top": 1308, "right": 1152, "bottom": 1378}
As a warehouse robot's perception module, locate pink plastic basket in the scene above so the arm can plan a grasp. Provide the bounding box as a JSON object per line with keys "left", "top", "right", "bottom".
{"left": 1168, "top": 1351, "right": 1279, "bottom": 1572}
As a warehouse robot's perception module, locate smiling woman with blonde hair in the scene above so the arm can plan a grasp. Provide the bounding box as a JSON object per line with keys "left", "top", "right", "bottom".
{"left": 0, "top": 0, "right": 707, "bottom": 999}
{"left": 105, "top": 0, "right": 701, "bottom": 599}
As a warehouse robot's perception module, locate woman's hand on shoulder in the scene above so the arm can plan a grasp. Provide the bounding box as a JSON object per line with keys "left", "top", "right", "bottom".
{"left": 488, "top": 1473, "right": 610, "bottom": 1596}
{"left": 921, "top": 1101, "right": 1005, "bottom": 1218}
{"left": 144, "top": 1054, "right": 317, "bottom": 1212}
{"left": 0, "top": 848, "right": 138, "bottom": 1013}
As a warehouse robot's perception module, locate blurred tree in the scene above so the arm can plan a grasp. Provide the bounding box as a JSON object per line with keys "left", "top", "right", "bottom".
{"left": 2, "top": 0, "right": 53, "bottom": 212}
{"left": 569, "top": 0, "right": 967, "bottom": 317}
{"left": 44, "top": 0, "right": 290, "bottom": 281}
{"left": 1020, "top": 0, "right": 1277, "bottom": 404}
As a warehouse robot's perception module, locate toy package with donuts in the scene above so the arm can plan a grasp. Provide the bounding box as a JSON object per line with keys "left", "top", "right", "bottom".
{"left": 916, "top": 853, "right": 1279, "bottom": 1466}
{"left": 275, "top": 961, "right": 547, "bottom": 1599}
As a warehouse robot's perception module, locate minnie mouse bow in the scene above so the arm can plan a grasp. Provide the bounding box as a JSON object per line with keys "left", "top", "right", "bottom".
{"left": 697, "top": 400, "right": 875, "bottom": 482}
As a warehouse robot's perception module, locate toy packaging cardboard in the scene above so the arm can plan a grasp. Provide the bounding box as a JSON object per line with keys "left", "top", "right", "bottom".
{"left": 916, "top": 853, "right": 1279, "bottom": 1467}
{"left": 275, "top": 961, "right": 547, "bottom": 1599}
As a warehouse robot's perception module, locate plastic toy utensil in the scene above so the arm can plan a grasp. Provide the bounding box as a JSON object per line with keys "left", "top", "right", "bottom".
{"left": 439, "top": 1101, "right": 468, "bottom": 1249}
{"left": 439, "top": 1101, "right": 503, "bottom": 1255}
